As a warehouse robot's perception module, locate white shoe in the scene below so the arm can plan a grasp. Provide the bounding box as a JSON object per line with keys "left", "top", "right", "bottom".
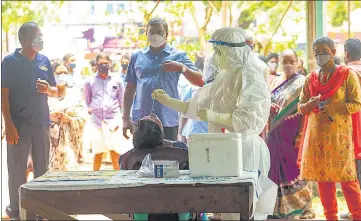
{"left": 340, "top": 212, "right": 352, "bottom": 219}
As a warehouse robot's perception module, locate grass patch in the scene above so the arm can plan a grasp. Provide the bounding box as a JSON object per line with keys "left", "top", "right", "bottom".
{"left": 312, "top": 195, "right": 348, "bottom": 218}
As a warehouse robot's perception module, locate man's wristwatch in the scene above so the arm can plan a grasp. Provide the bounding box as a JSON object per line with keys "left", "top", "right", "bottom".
{"left": 181, "top": 63, "right": 187, "bottom": 73}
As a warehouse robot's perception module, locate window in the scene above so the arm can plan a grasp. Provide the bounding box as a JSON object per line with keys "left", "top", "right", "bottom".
{"left": 90, "top": 3, "right": 95, "bottom": 15}
{"left": 117, "top": 3, "right": 124, "bottom": 11}
{"left": 106, "top": 3, "right": 114, "bottom": 14}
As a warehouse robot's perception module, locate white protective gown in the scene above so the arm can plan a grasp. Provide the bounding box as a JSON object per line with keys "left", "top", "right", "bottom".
{"left": 184, "top": 54, "right": 271, "bottom": 175}
{"left": 183, "top": 28, "right": 275, "bottom": 220}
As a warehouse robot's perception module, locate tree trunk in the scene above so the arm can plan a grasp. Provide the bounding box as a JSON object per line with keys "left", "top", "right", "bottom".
{"left": 263, "top": 1, "right": 293, "bottom": 55}
{"left": 144, "top": 0, "right": 160, "bottom": 24}
{"left": 198, "top": 28, "right": 206, "bottom": 51}
{"left": 198, "top": 27, "right": 206, "bottom": 51}
{"left": 6, "top": 31, "right": 9, "bottom": 53}
{"left": 221, "top": 1, "right": 227, "bottom": 28}
{"left": 228, "top": 2, "right": 233, "bottom": 27}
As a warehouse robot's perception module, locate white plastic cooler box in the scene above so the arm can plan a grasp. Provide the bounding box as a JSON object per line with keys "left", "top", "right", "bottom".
{"left": 188, "top": 133, "right": 243, "bottom": 177}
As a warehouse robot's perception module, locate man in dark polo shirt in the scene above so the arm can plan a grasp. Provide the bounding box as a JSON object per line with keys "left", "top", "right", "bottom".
{"left": 1, "top": 22, "right": 64, "bottom": 219}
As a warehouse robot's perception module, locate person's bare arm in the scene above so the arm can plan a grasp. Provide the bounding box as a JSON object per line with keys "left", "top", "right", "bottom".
{"left": 47, "top": 86, "right": 59, "bottom": 97}
{"left": 123, "top": 82, "right": 136, "bottom": 120}
{"left": 1, "top": 88, "right": 19, "bottom": 145}
{"left": 183, "top": 67, "right": 204, "bottom": 87}
{"left": 56, "top": 85, "right": 66, "bottom": 98}
{"left": 163, "top": 139, "right": 173, "bottom": 147}
{"left": 179, "top": 53, "right": 204, "bottom": 87}
{"left": 178, "top": 116, "right": 188, "bottom": 136}
{"left": 36, "top": 79, "right": 59, "bottom": 98}
{"left": 1, "top": 88, "right": 12, "bottom": 126}
{"left": 122, "top": 82, "right": 136, "bottom": 139}
{"left": 162, "top": 57, "right": 204, "bottom": 87}
{"left": 178, "top": 116, "right": 188, "bottom": 142}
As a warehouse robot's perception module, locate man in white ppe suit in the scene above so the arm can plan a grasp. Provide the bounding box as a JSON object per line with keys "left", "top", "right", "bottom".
{"left": 152, "top": 27, "right": 276, "bottom": 220}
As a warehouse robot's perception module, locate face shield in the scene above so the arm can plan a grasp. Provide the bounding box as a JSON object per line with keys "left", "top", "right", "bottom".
{"left": 203, "top": 51, "right": 218, "bottom": 84}
{"left": 203, "top": 28, "right": 254, "bottom": 84}
{"left": 207, "top": 40, "right": 251, "bottom": 75}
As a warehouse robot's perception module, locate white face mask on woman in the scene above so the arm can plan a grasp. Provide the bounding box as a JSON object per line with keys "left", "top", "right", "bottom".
{"left": 54, "top": 74, "right": 67, "bottom": 86}
{"left": 147, "top": 34, "right": 166, "bottom": 48}
{"left": 268, "top": 62, "right": 278, "bottom": 72}
{"left": 282, "top": 64, "right": 298, "bottom": 75}
{"left": 315, "top": 54, "right": 332, "bottom": 67}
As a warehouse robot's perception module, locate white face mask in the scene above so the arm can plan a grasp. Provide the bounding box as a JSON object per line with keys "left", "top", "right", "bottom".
{"left": 315, "top": 54, "right": 331, "bottom": 67}
{"left": 31, "top": 35, "right": 43, "bottom": 52}
{"left": 282, "top": 64, "right": 298, "bottom": 75}
{"left": 268, "top": 62, "right": 278, "bottom": 72}
{"left": 54, "top": 74, "right": 67, "bottom": 86}
{"left": 148, "top": 34, "right": 166, "bottom": 48}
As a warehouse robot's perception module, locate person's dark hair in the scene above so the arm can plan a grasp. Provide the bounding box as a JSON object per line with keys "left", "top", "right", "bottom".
{"left": 63, "top": 53, "right": 74, "bottom": 62}
{"left": 18, "top": 22, "right": 39, "bottom": 43}
{"left": 147, "top": 17, "right": 168, "bottom": 35}
{"left": 122, "top": 53, "right": 131, "bottom": 60}
{"left": 195, "top": 53, "right": 205, "bottom": 71}
{"left": 344, "top": 38, "right": 361, "bottom": 61}
{"left": 313, "top": 36, "right": 335, "bottom": 50}
{"left": 51, "top": 59, "right": 69, "bottom": 73}
{"left": 96, "top": 53, "right": 111, "bottom": 63}
{"left": 258, "top": 55, "right": 267, "bottom": 63}
{"left": 266, "top": 53, "right": 279, "bottom": 63}
{"left": 89, "top": 59, "right": 96, "bottom": 67}
{"left": 333, "top": 56, "right": 341, "bottom": 65}
{"left": 133, "top": 119, "right": 164, "bottom": 150}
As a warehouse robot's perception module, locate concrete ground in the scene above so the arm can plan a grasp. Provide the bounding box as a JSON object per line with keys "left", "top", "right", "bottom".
{"left": 0, "top": 140, "right": 349, "bottom": 220}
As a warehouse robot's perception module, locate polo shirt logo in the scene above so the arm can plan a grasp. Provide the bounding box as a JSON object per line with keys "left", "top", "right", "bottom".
{"left": 39, "top": 66, "right": 48, "bottom": 71}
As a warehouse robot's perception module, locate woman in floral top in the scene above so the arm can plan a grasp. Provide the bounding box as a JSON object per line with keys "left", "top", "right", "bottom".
{"left": 298, "top": 37, "right": 361, "bottom": 220}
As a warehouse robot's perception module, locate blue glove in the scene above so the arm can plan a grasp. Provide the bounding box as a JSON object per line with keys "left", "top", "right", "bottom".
{"left": 172, "top": 141, "right": 188, "bottom": 150}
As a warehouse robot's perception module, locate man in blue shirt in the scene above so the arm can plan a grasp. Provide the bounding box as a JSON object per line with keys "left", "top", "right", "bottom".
{"left": 122, "top": 18, "right": 203, "bottom": 141}
{"left": 1, "top": 22, "right": 64, "bottom": 219}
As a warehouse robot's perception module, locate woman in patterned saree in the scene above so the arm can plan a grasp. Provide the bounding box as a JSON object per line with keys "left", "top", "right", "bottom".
{"left": 47, "top": 60, "right": 87, "bottom": 171}
{"left": 267, "top": 50, "right": 313, "bottom": 219}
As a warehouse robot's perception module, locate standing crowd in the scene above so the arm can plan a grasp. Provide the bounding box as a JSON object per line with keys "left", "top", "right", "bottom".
{"left": 2, "top": 18, "right": 361, "bottom": 221}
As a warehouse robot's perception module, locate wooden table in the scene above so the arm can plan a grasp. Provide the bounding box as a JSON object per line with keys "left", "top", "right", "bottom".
{"left": 19, "top": 170, "right": 254, "bottom": 220}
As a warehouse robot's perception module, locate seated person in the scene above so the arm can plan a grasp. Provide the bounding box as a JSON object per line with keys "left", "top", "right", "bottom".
{"left": 119, "top": 114, "right": 187, "bottom": 170}
{"left": 119, "top": 114, "right": 192, "bottom": 221}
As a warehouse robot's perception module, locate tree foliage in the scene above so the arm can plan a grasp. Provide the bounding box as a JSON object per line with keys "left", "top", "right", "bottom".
{"left": 326, "top": 1, "right": 361, "bottom": 27}
{"left": 1, "top": 1, "right": 63, "bottom": 33}
{"left": 236, "top": 1, "right": 305, "bottom": 55}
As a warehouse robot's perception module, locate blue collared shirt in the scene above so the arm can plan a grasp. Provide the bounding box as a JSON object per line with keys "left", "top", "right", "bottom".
{"left": 1, "top": 49, "right": 56, "bottom": 126}
{"left": 126, "top": 44, "right": 198, "bottom": 127}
